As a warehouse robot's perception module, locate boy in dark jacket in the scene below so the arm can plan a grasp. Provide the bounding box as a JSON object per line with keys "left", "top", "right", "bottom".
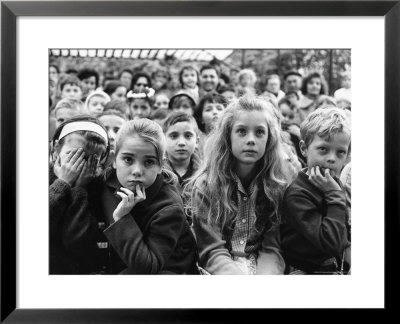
{"left": 281, "top": 106, "right": 351, "bottom": 274}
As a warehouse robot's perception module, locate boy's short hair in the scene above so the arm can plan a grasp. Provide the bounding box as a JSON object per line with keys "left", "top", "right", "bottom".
{"left": 77, "top": 68, "right": 100, "bottom": 88}
{"left": 98, "top": 109, "right": 128, "bottom": 120}
{"left": 300, "top": 106, "right": 351, "bottom": 148}
{"left": 200, "top": 64, "right": 220, "bottom": 77}
{"left": 162, "top": 111, "right": 199, "bottom": 134}
{"left": 54, "top": 98, "right": 84, "bottom": 115}
{"left": 59, "top": 75, "right": 82, "bottom": 91}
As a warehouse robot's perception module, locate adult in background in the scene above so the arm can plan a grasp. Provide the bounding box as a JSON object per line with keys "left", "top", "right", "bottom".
{"left": 283, "top": 71, "right": 303, "bottom": 100}
{"left": 131, "top": 72, "right": 152, "bottom": 93}
{"left": 199, "top": 65, "right": 220, "bottom": 99}
{"left": 298, "top": 72, "right": 327, "bottom": 122}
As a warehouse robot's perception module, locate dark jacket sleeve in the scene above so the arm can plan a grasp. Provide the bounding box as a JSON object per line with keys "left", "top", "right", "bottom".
{"left": 49, "top": 179, "right": 71, "bottom": 239}
{"left": 59, "top": 186, "right": 98, "bottom": 251}
{"left": 104, "top": 204, "right": 186, "bottom": 274}
{"left": 49, "top": 179, "right": 99, "bottom": 273}
{"left": 283, "top": 188, "right": 349, "bottom": 256}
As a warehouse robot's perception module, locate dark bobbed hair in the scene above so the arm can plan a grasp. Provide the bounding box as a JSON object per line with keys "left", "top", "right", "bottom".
{"left": 178, "top": 65, "right": 200, "bottom": 87}
{"left": 194, "top": 92, "right": 228, "bottom": 132}
{"left": 103, "top": 81, "right": 125, "bottom": 96}
{"left": 51, "top": 115, "right": 110, "bottom": 164}
{"left": 77, "top": 68, "right": 100, "bottom": 88}
{"left": 283, "top": 70, "right": 302, "bottom": 80}
{"left": 300, "top": 72, "right": 327, "bottom": 96}
{"left": 131, "top": 72, "right": 152, "bottom": 90}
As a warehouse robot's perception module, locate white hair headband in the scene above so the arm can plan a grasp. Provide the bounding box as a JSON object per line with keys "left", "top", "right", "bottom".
{"left": 58, "top": 121, "right": 108, "bottom": 143}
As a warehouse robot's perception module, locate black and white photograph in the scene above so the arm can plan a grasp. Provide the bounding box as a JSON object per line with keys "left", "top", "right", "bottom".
{"left": 48, "top": 48, "right": 352, "bottom": 276}
{"left": 3, "top": 3, "right": 394, "bottom": 318}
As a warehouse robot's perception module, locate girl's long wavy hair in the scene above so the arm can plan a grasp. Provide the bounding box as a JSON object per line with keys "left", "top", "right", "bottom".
{"left": 188, "top": 95, "right": 290, "bottom": 229}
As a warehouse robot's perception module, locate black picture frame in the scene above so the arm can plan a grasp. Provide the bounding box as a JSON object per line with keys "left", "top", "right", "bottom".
{"left": 1, "top": 0, "right": 399, "bottom": 322}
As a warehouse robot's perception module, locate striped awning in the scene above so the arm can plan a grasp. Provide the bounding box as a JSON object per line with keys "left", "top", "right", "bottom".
{"left": 49, "top": 49, "right": 233, "bottom": 62}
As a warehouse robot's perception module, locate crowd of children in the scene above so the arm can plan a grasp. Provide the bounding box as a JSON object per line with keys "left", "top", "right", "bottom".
{"left": 49, "top": 60, "right": 351, "bottom": 275}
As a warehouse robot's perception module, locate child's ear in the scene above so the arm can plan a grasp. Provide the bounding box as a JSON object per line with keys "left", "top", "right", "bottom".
{"left": 299, "top": 140, "right": 307, "bottom": 157}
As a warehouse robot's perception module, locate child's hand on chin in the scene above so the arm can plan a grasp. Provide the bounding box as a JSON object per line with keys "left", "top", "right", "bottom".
{"left": 54, "top": 148, "right": 85, "bottom": 186}
{"left": 113, "top": 184, "right": 146, "bottom": 222}
{"left": 308, "top": 166, "right": 341, "bottom": 192}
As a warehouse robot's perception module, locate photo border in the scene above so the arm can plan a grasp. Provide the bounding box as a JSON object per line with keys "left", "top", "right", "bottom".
{"left": 1, "top": 0, "right": 399, "bottom": 322}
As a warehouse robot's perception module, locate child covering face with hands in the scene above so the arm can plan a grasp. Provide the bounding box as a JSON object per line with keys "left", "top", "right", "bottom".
{"left": 49, "top": 116, "right": 109, "bottom": 274}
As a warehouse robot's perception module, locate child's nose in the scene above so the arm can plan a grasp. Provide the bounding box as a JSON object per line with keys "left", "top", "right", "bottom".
{"left": 131, "top": 163, "right": 143, "bottom": 176}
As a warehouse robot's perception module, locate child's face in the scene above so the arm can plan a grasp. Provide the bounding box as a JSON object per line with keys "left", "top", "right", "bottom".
{"left": 98, "top": 115, "right": 126, "bottom": 152}
{"left": 182, "top": 69, "right": 198, "bottom": 89}
{"left": 120, "top": 72, "right": 133, "bottom": 89}
{"left": 300, "top": 133, "right": 350, "bottom": 177}
{"left": 239, "top": 74, "right": 252, "bottom": 88}
{"left": 200, "top": 69, "right": 219, "bottom": 92}
{"left": 81, "top": 76, "right": 97, "bottom": 96}
{"left": 172, "top": 97, "right": 194, "bottom": 116}
{"left": 306, "top": 77, "right": 322, "bottom": 96}
{"left": 202, "top": 102, "right": 225, "bottom": 132}
{"left": 87, "top": 95, "right": 107, "bottom": 117}
{"left": 130, "top": 99, "right": 152, "bottom": 119}
{"left": 114, "top": 135, "right": 161, "bottom": 190}
{"left": 286, "top": 93, "right": 299, "bottom": 107}
{"left": 266, "top": 78, "right": 280, "bottom": 94}
{"left": 133, "top": 77, "right": 149, "bottom": 93}
{"left": 154, "top": 94, "right": 169, "bottom": 110}
{"left": 279, "top": 103, "right": 296, "bottom": 125}
{"left": 221, "top": 91, "right": 236, "bottom": 102}
{"left": 55, "top": 108, "right": 80, "bottom": 128}
{"left": 61, "top": 84, "right": 82, "bottom": 100}
{"left": 230, "top": 111, "right": 269, "bottom": 170}
{"left": 56, "top": 133, "right": 105, "bottom": 167}
{"left": 110, "top": 86, "right": 127, "bottom": 102}
{"left": 165, "top": 121, "right": 197, "bottom": 164}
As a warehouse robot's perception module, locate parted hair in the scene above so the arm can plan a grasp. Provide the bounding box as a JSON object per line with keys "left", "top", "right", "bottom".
{"left": 114, "top": 118, "right": 177, "bottom": 184}
{"left": 188, "top": 95, "right": 290, "bottom": 229}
